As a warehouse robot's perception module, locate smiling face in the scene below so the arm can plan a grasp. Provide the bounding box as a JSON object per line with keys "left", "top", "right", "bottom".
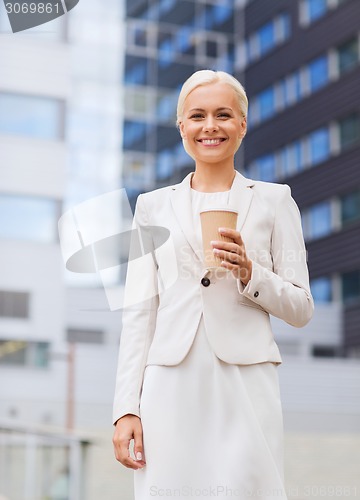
{"left": 179, "top": 82, "right": 247, "bottom": 166}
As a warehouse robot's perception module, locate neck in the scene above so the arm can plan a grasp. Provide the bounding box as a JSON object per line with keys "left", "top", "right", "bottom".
{"left": 191, "top": 161, "right": 236, "bottom": 192}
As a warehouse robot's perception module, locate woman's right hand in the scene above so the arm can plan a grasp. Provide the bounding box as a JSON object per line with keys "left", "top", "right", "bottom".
{"left": 112, "top": 414, "right": 146, "bottom": 470}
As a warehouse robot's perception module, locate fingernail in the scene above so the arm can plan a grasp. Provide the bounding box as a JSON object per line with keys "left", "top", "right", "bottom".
{"left": 218, "top": 227, "right": 225, "bottom": 232}
{"left": 136, "top": 452, "right": 142, "bottom": 460}
{"left": 210, "top": 240, "right": 218, "bottom": 245}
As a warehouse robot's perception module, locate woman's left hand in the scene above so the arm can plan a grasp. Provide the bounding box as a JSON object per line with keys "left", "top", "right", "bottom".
{"left": 211, "top": 227, "right": 252, "bottom": 285}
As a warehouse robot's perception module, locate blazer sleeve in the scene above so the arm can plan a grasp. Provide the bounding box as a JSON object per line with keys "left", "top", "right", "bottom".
{"left": 112, "top": 194, "right": 159, "bottom": 424}
{"left": 237, "top": 184, "right": 314, "bottom": 327}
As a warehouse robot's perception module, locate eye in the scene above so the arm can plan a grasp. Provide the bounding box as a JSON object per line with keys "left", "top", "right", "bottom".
{"left": 189, "top": 113, "right": 204, "bottom": 119}
{"left": 217, "top": 113, "right": 231, "bottom": 119}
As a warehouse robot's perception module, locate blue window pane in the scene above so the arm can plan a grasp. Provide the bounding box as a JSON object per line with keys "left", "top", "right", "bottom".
{"left": 257, "top": 154, "right": 276, "bottom": 182}
{"left": 280, "top": 148, "right": 290, "bottom": 177}
{"left": 258, "top": 87, "right": 275, "bottom": 121}
{"left": 294, "top": 71, "right": 303, "bottom": 100}
{"left": 159, "top": 39, "right": 174, "bottom": 67}
{"left": 307, "top": 0, "right": 328, "bottom": 22}
{"left": 282, "top": 141, "right": 303, "bottom": 176}
{"left": 247, "top": 101, "right": 257, "bottom": 129}
{"left": 125, "top": 63, "right": 147, "bottom": 85}
{"left": 175, "top": 142, "right": 190, "bottom": 168}
{"left": 213, "top": 4, "right": 232, "bottom": 25}
{"left": 309, "top": 127, "right": 330, "bottom": 165}
{"left": 159, "top": 0, "right": 176, "bottom": 14}
{"left": 0, "top": 196, "right": 57, "bottom": 243}
{"left": 293, "top": 141, "right": 303, "bottom": 171}
{"left": 309, "top": 201, "right": 332, "bottom": 239}
{"left": 0, "top": 93, "right": 61, "bottom": 140}
{"left": 280, "top": 13, "right": 291, "bottom": 40}
{"left": 123, "top": 121, "right": 147, "bottom": 148}
{"left": 216, "top": 56, "right": 233, "bottom": 73}
{"left": 309, "top": 55, "right": 329, "bottom": 92}
{"left": 279, "top": 79, "right": 288, "bottom": 107}
{"left": 204, "top": 6, "right": 214, "bottom": 30}
{"left": 284, "top": 72, "right": 302, "bottom": 105}
{"left": 258, "top": 21, "right": 275, "bottom": 56}
{"left": 342, "top": 271, "right": 360, "bottom": 302}
{"left": 176, "top": 25, "right": 192, "bottom": 53}
{"left": 245, "top": 39, "right": 252, "bottom": 64}
{"left": 311, "top": 277, "right": 332, "bottom": 302}
{"left": 140, "top": 3, "right": 159, "bottom": 20}
{"left": 157, "top": 150, "right": 174, "bottom": 180}
{"left": 338, "top": 38, "right": 359, "bottom": 74}
{"left": 341, "top": 191, "right": 360, "bottom": 224}
{"left": 157, "top": 93, "right": 176, "bottom": 121}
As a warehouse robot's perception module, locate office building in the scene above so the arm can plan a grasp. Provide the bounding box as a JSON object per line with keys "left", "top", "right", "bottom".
{"left": 123, "top": 0, "right": 240, "bottom": 206}
{"left": 241, "top": 0, "right": 360, "bottom": 358}
{"left": 0, "top": 1, "right": 123, "bottom": 428}
{"left": 123, "top": 0, "right": 360, "bottom": 360}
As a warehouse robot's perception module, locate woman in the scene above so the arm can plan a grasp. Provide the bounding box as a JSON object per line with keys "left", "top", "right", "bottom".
{"left": 112, "top": 70, "right": 314, "bottom": 499}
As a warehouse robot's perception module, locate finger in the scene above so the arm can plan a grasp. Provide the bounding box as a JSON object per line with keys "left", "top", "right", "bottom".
{"left": 134, "top": 426, "right": 146, "bottom": 465}
{"left": 113, "top": 437, "right": 145, "bottom": 470}
{"left": 211, "top": 240, "right": 241, "bottom": 253}
{"left": 213, "top": 248, "right": 244, "bottom": 264}
{"left": 122, "top": 456, "right": 146, "bottom": 470}
{"left": 218, "top": 227, "right": 243, "bottom": 244}
{"left": 220, "top": 259, "right": 240, "bottom": 277}
{"left": 221, "top": 258, "right": 252, "bottom": 282}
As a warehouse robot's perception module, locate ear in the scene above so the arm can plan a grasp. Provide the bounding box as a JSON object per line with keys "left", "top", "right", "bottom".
{"left": 240, "top": 116, "right": 247, "bottom": 138}
{"left": 179, "top": 121, "right": 186, "bottom": 139}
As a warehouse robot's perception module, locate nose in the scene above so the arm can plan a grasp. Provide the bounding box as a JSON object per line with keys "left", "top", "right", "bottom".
{"left": 203, "top": 116, "right": 219, "bottom": 133}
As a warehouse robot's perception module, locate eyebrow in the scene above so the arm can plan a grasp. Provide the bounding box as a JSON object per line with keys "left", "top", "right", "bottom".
{"left": 188, "top": 107, "right": 233, "bottom": 113}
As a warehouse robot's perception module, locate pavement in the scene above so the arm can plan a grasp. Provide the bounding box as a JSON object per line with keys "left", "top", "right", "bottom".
{"left": 87, "top": 430, "right": 360, "bottom": 500}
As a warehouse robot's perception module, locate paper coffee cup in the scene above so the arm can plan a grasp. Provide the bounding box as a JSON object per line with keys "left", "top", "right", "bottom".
{"left": 200, "top": 208, "right": 238, "bottom": 269}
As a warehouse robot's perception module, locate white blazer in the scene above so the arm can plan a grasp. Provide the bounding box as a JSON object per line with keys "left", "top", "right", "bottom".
{"left": 113, "top": 171, "right": 314, "bottom": 423}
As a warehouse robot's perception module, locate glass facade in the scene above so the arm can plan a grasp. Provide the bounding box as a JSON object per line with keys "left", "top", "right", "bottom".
{"left": 248, "top": 35, "right": 360, "bottom": 128}
{"left": 0, "top": 340, "right": 49, "bottom": 368}
{"left": 0, "top": 93, "right": 62, "bottom": 140}
{"left": 339, "top": 113, "right": 360, "bottom": 150}
{"left": 280, "top": 141, "right": 303, "bottom": 177}
{"left": 309, "top": 127, "right": 330, "bottom": 165}
{"left": 308, "top": 55, "right": 329, "bottom": 92}
{"left": 256, "top": 154, "right": 276, "bottom": 182}
{"left": 244, "top": 13, "right": 291, "bottom": 66}
{"left": 301, "top": 0, "right": 352, "bottom": 26}
{"left": 338, "top": 37, "right": 359, "bottom": 74}
{"left": 123, "top": 0, "right": 238, "bottom": 198}
{"left": 307, "top": 201, "right": 332, "bottom": 240}
{"left": 306, "top": 0, "right": 328, "bottom": 22}
{"left": 0, "top": 290, "right": 29, "bottom": 319}
{"left": 247, "top": 111, "right": 360, "bottom": 182}
{"left": 258, "top": 88, "right": 275, "bottom": 121}
{"left": 342, "top": 270, "right": 360, "bottom": 303}
{"left": 123, "top": 0, "right": 360, "bottom": 358}
{"left": 341, "top": 190, "right": 360, "bottom": 225}
{"left": 0, "top": 195, "right": 58, "bottom": 243}
{"left": 311, "top": 277, "right": 332, "bottom": 302}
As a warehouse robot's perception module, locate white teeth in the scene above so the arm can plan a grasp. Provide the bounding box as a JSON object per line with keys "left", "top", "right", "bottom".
{"left": 201, "top": 139, "right": 222, "bottom": 145}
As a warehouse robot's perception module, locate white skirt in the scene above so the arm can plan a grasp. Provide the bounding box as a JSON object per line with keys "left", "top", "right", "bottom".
{"left": 135, "top": 316, "right": 288, "bottom": 500}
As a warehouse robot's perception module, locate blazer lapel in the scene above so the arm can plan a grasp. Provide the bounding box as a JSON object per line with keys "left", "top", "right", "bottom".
{"left": 170, "top": 172, "right": 202, "bottom": 261}
{"left": 229, "top": 171, "right": 255, "bottom": 232}
{"left": 170, "top": 170, "right": 255, "bottom": 262}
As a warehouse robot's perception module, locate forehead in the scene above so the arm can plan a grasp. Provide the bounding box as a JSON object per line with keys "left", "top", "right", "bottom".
{"left": 184, "top": 82, "right": 238, "bottom": 110}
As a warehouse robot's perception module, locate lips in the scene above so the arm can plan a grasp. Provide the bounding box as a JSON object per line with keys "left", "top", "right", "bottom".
{"left": 197, "top": 138, "right": 226, "bottom": 145}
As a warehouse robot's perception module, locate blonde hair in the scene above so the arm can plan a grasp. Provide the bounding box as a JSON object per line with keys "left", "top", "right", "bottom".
{"left": 176, "top": 69, "right": 248, "bottom": 128}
